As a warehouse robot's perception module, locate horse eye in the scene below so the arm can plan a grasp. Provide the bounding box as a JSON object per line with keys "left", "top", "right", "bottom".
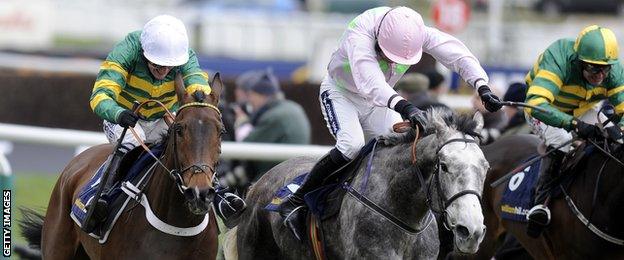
{"left": 440, "top": 163, "right": 448, "bottom": 172}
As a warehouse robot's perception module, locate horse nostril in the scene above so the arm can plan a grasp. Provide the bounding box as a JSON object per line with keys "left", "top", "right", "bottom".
{"left": 183, "top": 188, "right": 195, "bottom": 201}
{"left": 455, "top": 225, "right": 470, "bottom": 239}
{"left": 199, "top": 188, "right": 216, "bottom": 202}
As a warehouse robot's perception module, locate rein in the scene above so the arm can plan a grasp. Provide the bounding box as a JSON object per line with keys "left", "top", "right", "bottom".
{"left": 128, "top": 99, "right": 221, "bottom": 195}
{"left": 560, "top": 138, "right": 624, "bottom": 246}
{"left": 344, "top": 125, "right": 481, "bottom": 234}
{"left": 425, "top": 137, "right": 482, "bottom": 230}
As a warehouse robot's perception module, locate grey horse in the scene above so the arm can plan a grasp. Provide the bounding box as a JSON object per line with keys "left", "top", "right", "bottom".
{"left": 226, "top": 108, "right": 489, "bottom": 259}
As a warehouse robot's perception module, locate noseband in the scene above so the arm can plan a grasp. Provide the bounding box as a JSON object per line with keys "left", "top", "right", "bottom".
{"left": 424, "top": 137, "right": 482, "bottom": 230}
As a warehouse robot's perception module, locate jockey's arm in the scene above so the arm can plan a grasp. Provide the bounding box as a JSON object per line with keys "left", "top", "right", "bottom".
{"left": 607, "top": 64, "right": 624, "bottom": 129}
{"left": 90, "top": 33, "right": 139, "bottom": 123}
{"left": 178, "top": 49, "right": 211, "bottom": 96}
{"left": 422, "top": 26, "right": 489, "bottom": 89}
{"left": 523, "top": 49, "right": 575, "bottom": 130}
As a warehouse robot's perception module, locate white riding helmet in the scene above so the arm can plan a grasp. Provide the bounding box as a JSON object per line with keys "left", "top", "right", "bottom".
{"left": 376, "top": 7, "right": 426, "bottom": 65}
{"left": 140, "top": 15, "right": 189, "bottom": 67}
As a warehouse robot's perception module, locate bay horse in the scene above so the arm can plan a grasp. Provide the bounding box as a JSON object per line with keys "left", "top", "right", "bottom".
{"left": 227, "top": 108, "right": 490, "bottom": 259}
{"left": 20, "top": 73, "right": 224, "bottom": 259}
{"left": 451, "top": 133, "right": 624, "bottom": 259}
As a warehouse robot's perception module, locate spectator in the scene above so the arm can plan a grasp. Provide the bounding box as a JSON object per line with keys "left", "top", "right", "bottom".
{"left": 395, "top": 72, "right": 450, "bottom": 110}
{"left": 232, "top": 70, "right": 260, "bottom": 141}
{"left": 424, "top": 70, "right": 450, "bottom": 101}
{"left": 236, "top": 68, "right": 311, "bottom": 182}
{"left": 500, "top": 82, "right": 531, "bottom": 137}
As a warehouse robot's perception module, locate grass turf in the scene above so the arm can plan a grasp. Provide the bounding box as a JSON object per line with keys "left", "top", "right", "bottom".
{"left": 11, "top": 173, "right": 58, "bottom": 246}
{"left": 7, "top": 173, "right": 230, "bottom": 259}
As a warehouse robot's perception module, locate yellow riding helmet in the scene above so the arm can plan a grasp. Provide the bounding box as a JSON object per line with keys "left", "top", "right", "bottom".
{"left": 574, "top": 25, "right": 619, "bottom": 65}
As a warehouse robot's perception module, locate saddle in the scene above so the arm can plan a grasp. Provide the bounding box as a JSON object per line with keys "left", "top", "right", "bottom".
{"left": 265, "top": 139, "right": 379, "bottom": 259}
{"left": 70, "top": 143, "right": 164, "bottom": 243}
{"left": 537, "top": 141, "right": 587, "bottom": 176}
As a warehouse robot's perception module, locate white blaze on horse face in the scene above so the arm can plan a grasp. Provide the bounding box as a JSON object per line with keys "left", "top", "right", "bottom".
{"left": 437, "top": 134, "right": 488, "bottom": 254}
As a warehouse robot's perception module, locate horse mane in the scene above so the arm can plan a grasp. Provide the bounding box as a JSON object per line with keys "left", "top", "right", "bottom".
{"left": 380, "top": 107, "right": 481, "bottom": 146}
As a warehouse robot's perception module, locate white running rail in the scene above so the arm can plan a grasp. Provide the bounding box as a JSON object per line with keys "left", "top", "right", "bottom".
{"left": 0, "top": 123, "right": 332, "bottom": 161}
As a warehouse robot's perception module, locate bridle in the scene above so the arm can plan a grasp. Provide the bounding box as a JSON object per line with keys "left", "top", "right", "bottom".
{"left": 130, "top": 100, "right": 222, "bottom": 195}
{"left": 344, "top": 127, "right": 482, "bottom": 234}
{"left": 421, "top": 136, "right": 482, "bottom": 230}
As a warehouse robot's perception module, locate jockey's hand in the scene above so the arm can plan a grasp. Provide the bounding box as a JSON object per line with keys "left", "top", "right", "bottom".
{"left": 478, "top": 85, "right": 503, "bottom": 112}
{"left": 572, "top": 119, "right": 600, "bottom": 139}
{"left": 394, "top": 100, "right": 426, "bottom": 131}
{"left": 117, "top": 110, "right": 139, "bottom": 128}
{"left": 605, "top": 125, "right": 624, "bottom": 141}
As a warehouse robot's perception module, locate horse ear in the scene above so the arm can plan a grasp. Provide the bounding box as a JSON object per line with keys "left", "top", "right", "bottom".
{"left": 431, "top": 109, "right": 450, "bottom": 139}
{"left": 473, "top": 111, "right": 484, "bottom": 133}
{"left": 175, "top": 72, "right": 191, "bottom": 104}
{"left": 209, "top": 72, "right": 223, "bottom": 105}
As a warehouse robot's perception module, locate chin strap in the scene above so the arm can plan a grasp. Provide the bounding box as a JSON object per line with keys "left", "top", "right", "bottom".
{"left": 121, "top": 181, "right": 210, "bottom": 237}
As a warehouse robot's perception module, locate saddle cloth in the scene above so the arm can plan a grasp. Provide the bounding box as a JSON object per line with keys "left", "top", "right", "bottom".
{"left": 264, "top": 138, "right": 379, "bottom": 219}
{"left": 500, "top": 155, "right": 540, "bottom": 222}
{"left": 264, "top": 173, "right": 342, "bottom": 219}
{"left": 70, "top": 143, "right": 164, "bottom": 243}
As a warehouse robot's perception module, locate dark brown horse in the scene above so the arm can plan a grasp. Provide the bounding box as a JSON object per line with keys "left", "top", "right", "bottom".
{"left": 450, "top": 134, "right": 624, "bottom": 259}
{"left": 20, "top": 74, "right": 224, "bottom": 259}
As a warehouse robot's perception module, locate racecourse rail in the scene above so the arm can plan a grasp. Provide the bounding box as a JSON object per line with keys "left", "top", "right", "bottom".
{"left": 0, "top": 123, "right": 332, "bottom": 162}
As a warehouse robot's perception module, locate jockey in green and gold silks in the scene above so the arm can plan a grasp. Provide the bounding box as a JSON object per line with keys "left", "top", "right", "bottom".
{"left": 84, "top": 15, "right": 217, "bottom": 229}
{"left": 524, "top": 25, "right": 624, "bottom": 238}
{"left": 90, "top": 32, "right": 210, "bottom": 123}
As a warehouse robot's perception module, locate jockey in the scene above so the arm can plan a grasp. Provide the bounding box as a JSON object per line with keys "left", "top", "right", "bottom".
{"left": 524, "top": 25, "right": 624, "bottom": 238}
{"left": 277, "top": 6, "right": 501, "bottom": 241}
{"left": 86, "top": 15, "right": 245, "bottom": 228}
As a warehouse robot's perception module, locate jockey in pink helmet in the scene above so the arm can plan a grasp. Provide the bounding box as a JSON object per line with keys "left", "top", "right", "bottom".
{"left": 278, "top": 6, "right": 501, "bottom": 241}
{"left": 376, "top": 6, "right": 426, "bottom": 65}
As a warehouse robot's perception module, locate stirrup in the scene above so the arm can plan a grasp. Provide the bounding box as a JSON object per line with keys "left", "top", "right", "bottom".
{"left": 282, "top": 206, "right": 306, "bottom": 241}
{"left": 82, "top": 198, "right": 108, "bottom": 233}
{"left": 527, "top": 204, "right": 551, "bottom": 225}
{"left": 216, "top": 193, "right": 247, "bottom": 229}
{"left": 282, "top": 206, "right": 305, "bottom": 225}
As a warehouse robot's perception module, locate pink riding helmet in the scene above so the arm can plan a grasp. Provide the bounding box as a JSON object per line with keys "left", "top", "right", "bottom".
{"left": 376, "top": 7, "right": 425, "bottom": 65}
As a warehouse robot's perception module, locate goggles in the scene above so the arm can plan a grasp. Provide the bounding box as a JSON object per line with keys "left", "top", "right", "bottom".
{"left": 582, "top": 62, "right": 611, "bottom": 75}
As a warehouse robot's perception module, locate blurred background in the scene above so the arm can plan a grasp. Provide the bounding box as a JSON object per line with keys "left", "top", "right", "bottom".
{"left": 2, "top": 0, "right": 624, "bottom": 255}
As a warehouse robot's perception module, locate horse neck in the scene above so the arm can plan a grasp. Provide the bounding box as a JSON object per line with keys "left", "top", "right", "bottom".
{"left": 143, "top": 149, "right": 206, "bottom": 227}
{"left": 570, "top": 150, "right": 624, "bottom": 237}
{"left": 359, "top": 136, "right": 439, "bottom": 224}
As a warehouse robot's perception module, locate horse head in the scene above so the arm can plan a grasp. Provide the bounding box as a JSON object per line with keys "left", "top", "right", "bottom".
{"left": 168, "top": 72, "right": 224, "bottom": 215}
{"left": 423, "top": 109, "right": 489, "bottom": 254}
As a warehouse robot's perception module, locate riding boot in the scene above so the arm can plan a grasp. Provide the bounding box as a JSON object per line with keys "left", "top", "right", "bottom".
{"left": 277, "top": 148, "right": 349, "bottom": 241}
{"left": 213, "top": 181, "right": 247, "bottom": 229}
{"left": 526, "top": 147, "right": 566, "bottom": 238}
{"left": 83, "top": 151, "right": 125, "bottom": 232}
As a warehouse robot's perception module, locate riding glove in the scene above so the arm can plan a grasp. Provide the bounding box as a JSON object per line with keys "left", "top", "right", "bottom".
{"left": 394, "top": 100, "right": 427, "bottom": 131}
{"left": 572, "top": 119, "right": 600, "bottom": 139}
{"left": 477, "top": 85, "right": 503, "bottom": 112}
{"left": 117, "top": 110, "right": 139, "bottom": 128}
{"left": 604, "top": 125, "right": 624, "bottom": 141}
